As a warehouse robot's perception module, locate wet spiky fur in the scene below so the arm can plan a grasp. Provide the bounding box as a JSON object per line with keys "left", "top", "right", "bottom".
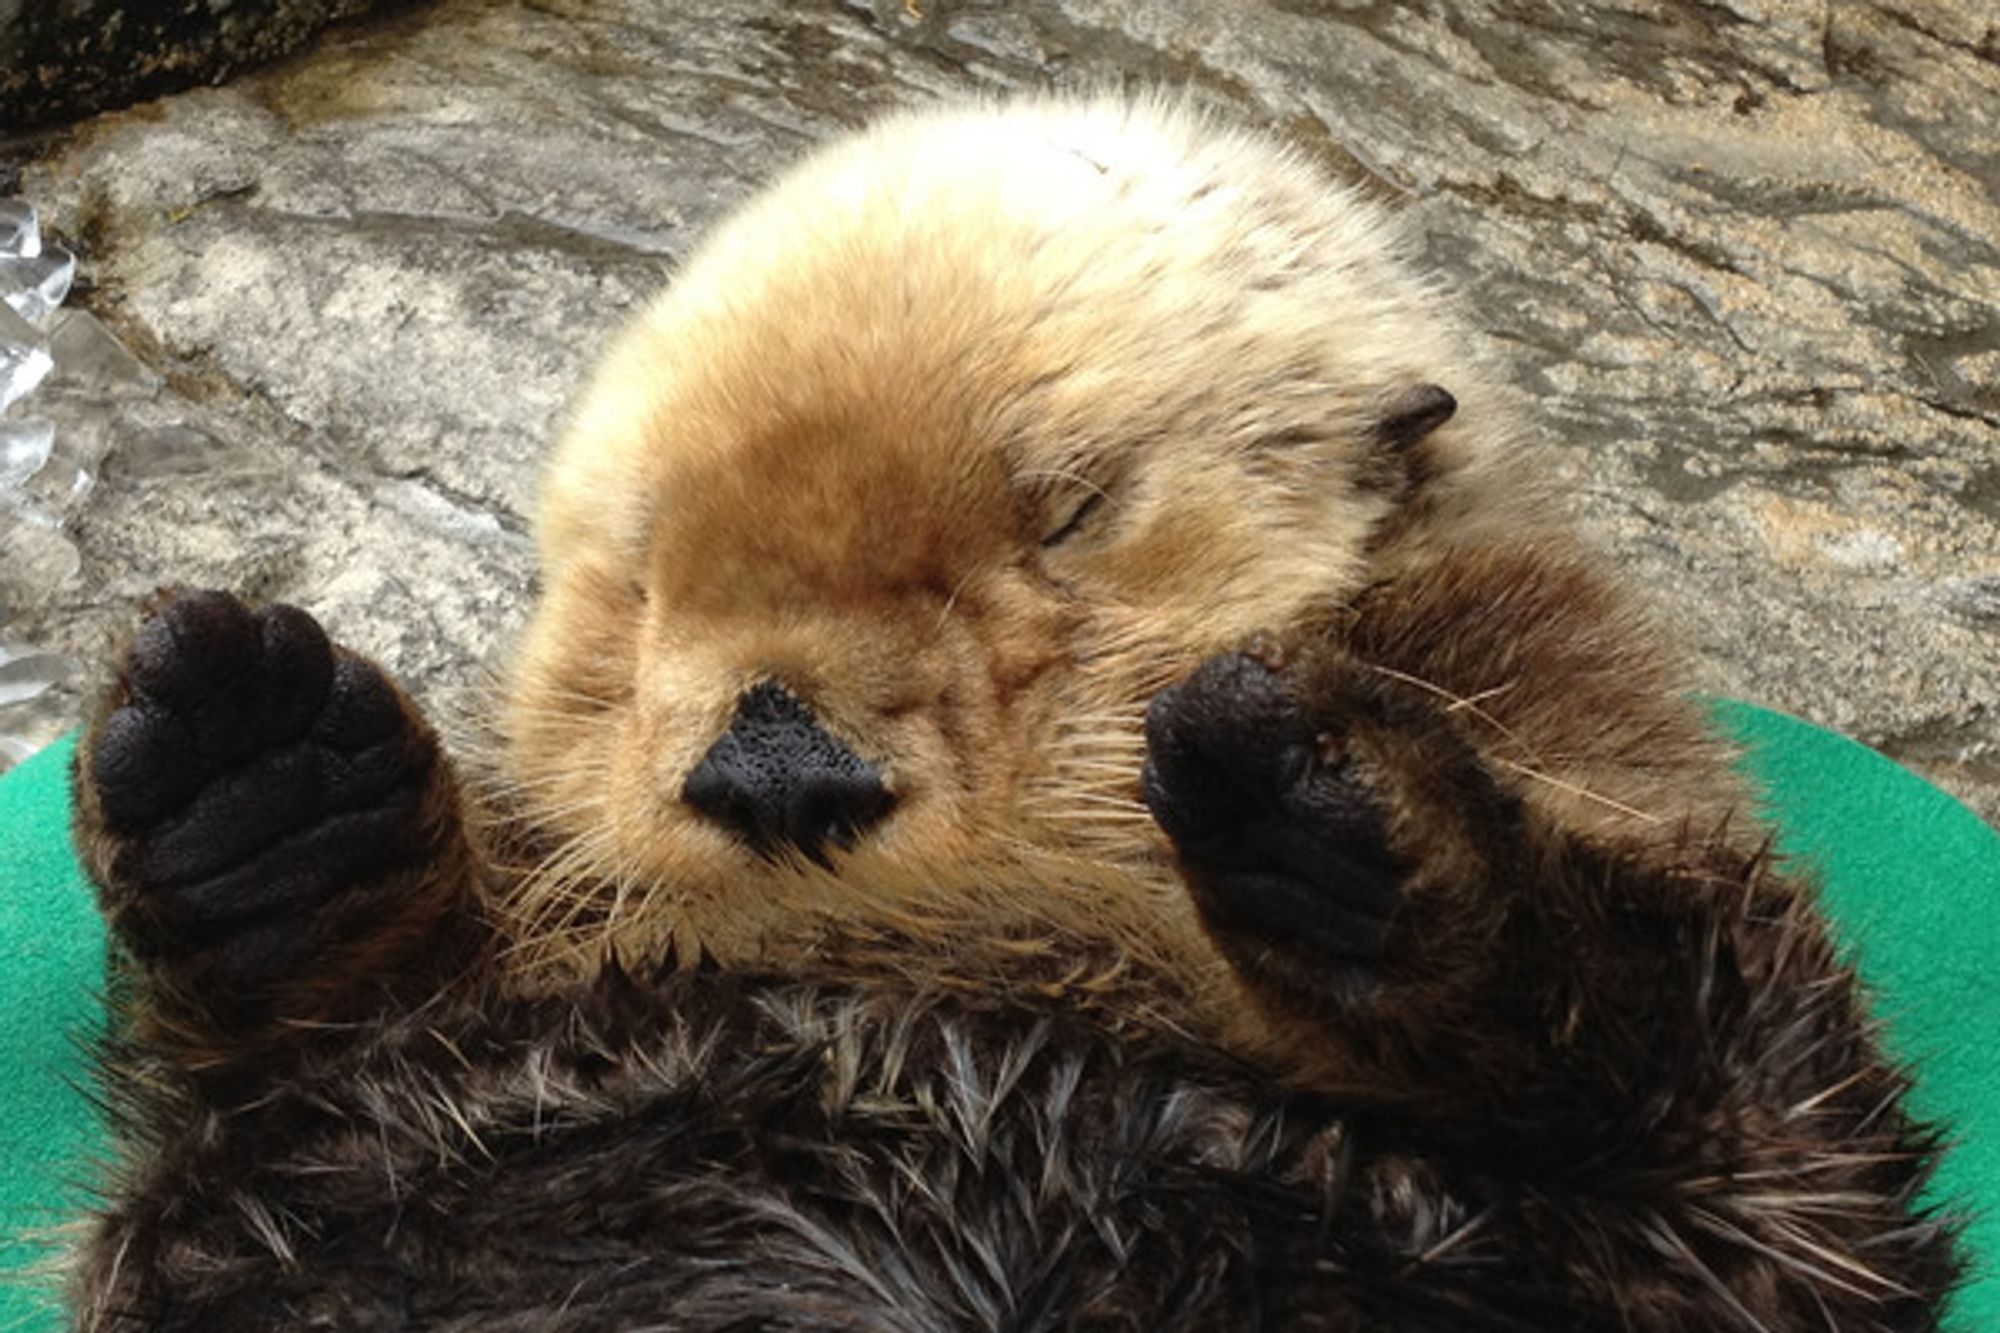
{"left": 63, "top": 97, "right": 1961, "bottom": 1329}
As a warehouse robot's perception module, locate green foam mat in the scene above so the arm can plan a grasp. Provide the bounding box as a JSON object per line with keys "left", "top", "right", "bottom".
{"left": 0, "top": 708, "right": 1994, "bottom": 1327}
{"left": 0, "top": 736, "right": 105, "bottom": 1331}
{"left": 1714, "top": 699, "right": 2000, "bottom": 1329}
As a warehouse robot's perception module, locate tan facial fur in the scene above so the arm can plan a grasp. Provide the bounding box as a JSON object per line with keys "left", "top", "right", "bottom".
{"left": 492, "top": 97, "right": 1543, "bottom": 1021}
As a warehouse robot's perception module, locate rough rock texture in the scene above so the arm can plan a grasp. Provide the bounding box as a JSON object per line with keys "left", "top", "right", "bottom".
{"left": 0, "top": 0, "right": 417, "bottom": 130}
{"left": 2, "top": 0, "right": 1996, "bottom": 823}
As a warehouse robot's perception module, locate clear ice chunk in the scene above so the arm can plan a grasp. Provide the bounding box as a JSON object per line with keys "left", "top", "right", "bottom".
{"left": 0, "top": 650, "right": 74, "bottom": 707}
{"left": 47, "top": 310, "right": 160, "bottom": 400}
{"left": 65, "top": 458, "right": 96, "bottom": 505}
{"left": 0, "top": 247, "right": 76, "bottom": 323}
{"left": 0, "top": 678, "right": 82, "bottom": 772}
{"left": 20, "top": 448, "right": 93, "bottom": 508}
{"left": 0, "top": 303, "right": 53, "bottom": 412}
{"left": 0, "top": 418, "right": 56, "bottom": 488}
{"left": 0, "top": 200, "right": 40, "bottom": 260}
{"left": 126, "top": 422, "right": 230, "bottom": 477}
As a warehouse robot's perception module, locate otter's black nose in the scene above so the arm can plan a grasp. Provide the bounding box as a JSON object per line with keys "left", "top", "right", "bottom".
{"left": 681, "top": 681, "right": 894, "bottom": 866}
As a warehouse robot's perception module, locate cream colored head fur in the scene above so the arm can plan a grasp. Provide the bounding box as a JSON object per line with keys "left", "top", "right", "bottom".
{"left": 494, "top": 97, "right": 1532, "bottom": 1016}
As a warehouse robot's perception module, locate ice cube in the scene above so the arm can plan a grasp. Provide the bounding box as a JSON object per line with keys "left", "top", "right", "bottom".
{"left": 0, "top": 246, "right": 75, "bottom": 323}
{"left": 126, "top": 421, "right": 231, "bottom": 477}
{"left": 47, "top": 309, "right": 160, "bottom": 400}
{"left": 64, "top": 457, "right": 95, "bottom": 504}
{"left": 0, "top": 201, "right": 40, "bottom": 260}
{"left": 0, "top": 650, "right": 74, "bottom": 707}
{"left": 0, "top": 418, "right": 56, "bottom": 488}
{"left": 19, "top": 448, "right": 92, "bottom": 509}
{"left": 0, "top": 303, "right": 53, "bottom": 412}
{"left": 0, "top": 676, "right": 82, "bottom": 773}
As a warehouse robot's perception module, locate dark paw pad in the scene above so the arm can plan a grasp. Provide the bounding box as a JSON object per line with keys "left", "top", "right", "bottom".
{"left": 1142, "top": 652, "right": 1404, "bottom": 964}
{"left": 86, "top": 590, "right": 436, "bottom": 982}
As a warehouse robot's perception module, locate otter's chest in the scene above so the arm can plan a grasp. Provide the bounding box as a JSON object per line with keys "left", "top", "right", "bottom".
{"left": 82, "top": 976, "right": 1579, "bottom": 1332}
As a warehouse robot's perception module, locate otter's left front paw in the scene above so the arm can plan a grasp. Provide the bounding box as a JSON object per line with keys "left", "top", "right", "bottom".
{"left": 1141, "top": 652, "right": 1407, "bottom": 973}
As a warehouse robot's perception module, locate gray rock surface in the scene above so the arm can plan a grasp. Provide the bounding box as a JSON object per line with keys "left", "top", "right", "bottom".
{"left": 3, "top": 0, "right": 1996, "bottom": 823}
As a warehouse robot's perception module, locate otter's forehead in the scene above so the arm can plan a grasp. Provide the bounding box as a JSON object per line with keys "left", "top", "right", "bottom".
{"left": 538, "top": 100, "right": 1463, "bottom": 595}
{"left": 671, "top": 103, "right": 1421, "bottom": 395}
{"left": 654, "top": 108, "right": 1425, "bottom": 445}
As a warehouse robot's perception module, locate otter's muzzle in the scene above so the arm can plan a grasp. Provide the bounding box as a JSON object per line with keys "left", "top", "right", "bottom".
{"left": 680, "top": 680, "right": 894, "bottom": 867}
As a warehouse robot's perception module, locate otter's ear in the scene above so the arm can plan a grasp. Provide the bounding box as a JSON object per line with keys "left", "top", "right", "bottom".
{"left": 1376, "top": 384, "right": 1457, "bottom": 452}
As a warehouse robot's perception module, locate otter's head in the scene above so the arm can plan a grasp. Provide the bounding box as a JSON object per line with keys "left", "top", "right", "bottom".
{"left": 496, "top": 100, "right": 1505, "bottom": 979}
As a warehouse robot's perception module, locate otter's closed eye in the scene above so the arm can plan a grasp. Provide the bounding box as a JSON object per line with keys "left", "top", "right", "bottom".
{"left": 1039, "top": 490, "right": 1107, "bottom": 549}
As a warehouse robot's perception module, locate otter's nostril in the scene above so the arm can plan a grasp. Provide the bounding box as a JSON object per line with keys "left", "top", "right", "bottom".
{"left": 681, "top": 682, "right": 895, "bottom": 865}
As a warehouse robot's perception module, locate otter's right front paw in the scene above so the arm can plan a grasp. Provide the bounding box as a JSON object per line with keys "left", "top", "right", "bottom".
{"left": 80, "top": 590, "right": 442, "bottom": 1001}
{"left": 1141, "top": 652, "right": 1408, "bottom": 984}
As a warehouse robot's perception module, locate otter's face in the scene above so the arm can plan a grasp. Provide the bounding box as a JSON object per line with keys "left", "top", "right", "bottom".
{"left": 496, "top": 102, "right": 1485, "bottom": 971}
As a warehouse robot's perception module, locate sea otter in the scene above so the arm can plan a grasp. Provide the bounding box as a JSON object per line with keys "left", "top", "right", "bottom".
{"left": 66, "top": 98, "right": 1958, "bottom": 1329}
